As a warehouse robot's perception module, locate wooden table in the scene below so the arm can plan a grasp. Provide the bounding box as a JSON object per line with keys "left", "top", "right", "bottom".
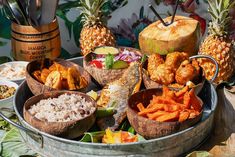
{"left": 199, "top": 81, "right": 235, "bottom": 156}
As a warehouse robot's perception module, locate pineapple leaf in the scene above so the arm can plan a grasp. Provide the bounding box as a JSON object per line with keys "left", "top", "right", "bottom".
{"left": 208, "top": 1, "right": 219, "bottom": 18}
{"left": 208, "top": 11, "right": 217, "bottom": 21}
{"left": 230, "top": 1, "right": 235, "bottom": 9}
{"left": 223, "top": 0, "right": 230, "bottom": 9}
{"left": 219, "top": 9, "right": 230, "bottom": 20}
{"left": 73, "top": 15, "right": 83, "bottom": 47}
{"left": 85, "top": 0, "right": 91, "bottom": 9}
{"left": 215, "top": 0, "right": 220, "bottom": 11}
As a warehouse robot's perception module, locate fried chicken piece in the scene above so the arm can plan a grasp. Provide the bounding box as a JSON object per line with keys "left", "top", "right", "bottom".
{"left": 147, "top": 54, "right": 164, "bottom": 76}
{"left": 165, "top": 52, "right": 189, "bottom": 72}
{"left": 175, "top": 60, "right": 199, "bottom": 85}
{"left": 191, "top": 60, "right": 201, "bottom": 76}
{"left": 150, "top": 64, "right": 175, "bottom": 85}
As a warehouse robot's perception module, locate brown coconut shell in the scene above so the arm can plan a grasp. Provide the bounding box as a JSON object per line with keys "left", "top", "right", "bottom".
{"left": 26, "top": 58, "right": 91, "bottom": 95}
{"left": 83, "top": 47, "right": 142, "bottom": 86}
{"left": 139, "top": 15, "right": 201, "bottom": 56}
{"left": 23, "top": 91, "right": 96, "bottom": 139}
{"left": 127, "top": 88, "right": 203, "bottom": 139}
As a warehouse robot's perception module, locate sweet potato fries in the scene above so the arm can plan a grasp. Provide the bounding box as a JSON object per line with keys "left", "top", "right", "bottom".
{"left": 137, "top": 86, "right": 202, "bottom": 122}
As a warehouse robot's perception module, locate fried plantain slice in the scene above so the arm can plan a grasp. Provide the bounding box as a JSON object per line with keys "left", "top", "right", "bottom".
{"left": 48, "top": 63, "right": 57, "bottom": 72}
{"left": 32, "top": 70, "right": 43, "bottom": 83}
{"left": 67, "top": 67, "right": 80, "bottom": 90}
{"left": 54, "top": 62, "right": 68, "bottom": 79}
{"left": 45, "top": 71, "right": 62, "bottom": 89}
{"left": 41, "top": 68, "right": 51, "bottom": 83}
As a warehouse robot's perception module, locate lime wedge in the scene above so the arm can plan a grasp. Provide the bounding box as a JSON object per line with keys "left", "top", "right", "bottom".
{"left": 94, "top": 46, "right": 119, "bottom": 55}
{"left": 112, "top": 60, "right": 129, "bottom": 69}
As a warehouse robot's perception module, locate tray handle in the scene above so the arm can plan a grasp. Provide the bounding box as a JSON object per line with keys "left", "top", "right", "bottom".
{"left": 189, "top": 54, "right": 219, "bottom": 83}
{"left": 0, "top": 108, "right": 43, "bottom": 148}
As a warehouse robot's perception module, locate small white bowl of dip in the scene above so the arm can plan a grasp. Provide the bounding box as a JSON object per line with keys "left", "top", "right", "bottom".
{"left": 0, "top": 80, "right": 19, "bottom": 108}
{"left": 0, "top": 61, "right": 28, "bottom": 85}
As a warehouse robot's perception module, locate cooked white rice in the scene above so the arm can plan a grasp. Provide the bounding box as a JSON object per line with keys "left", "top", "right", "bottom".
{"left": 28, "top": 94, "right": 95, "bottom": 122}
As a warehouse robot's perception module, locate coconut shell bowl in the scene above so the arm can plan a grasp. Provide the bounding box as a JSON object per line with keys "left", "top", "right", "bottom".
{"left": 127, "top": 88, "right": 203, "bottom": 139}
{"left": 83, "top": 46, "right": 142, "bottom": 86}
{"left": 26, "top": 58, "right": 91, "bottom": 95}
{"left": 142, "top": 54, "right": 219, "bottom": 95}
{"left": 23, "top": 91, "right": 97, "bottom": 139}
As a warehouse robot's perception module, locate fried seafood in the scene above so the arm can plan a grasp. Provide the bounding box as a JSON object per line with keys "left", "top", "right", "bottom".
{"left": 147, "top": 52, "right": 201, "bottom": 86}
{"left": 165, "top": 52, "right": 189, "bottom": 72}
{"left": 175, "top": 60, "right": 201, "bottom": 85}
{"left": 147, "top": 54, "right": 164, "bottom": 77}
{"left": 150, "top": 64, "right": 175, "bottom": 85}
{"left": 97, "top": 62, "right": 142, "bottom": 130}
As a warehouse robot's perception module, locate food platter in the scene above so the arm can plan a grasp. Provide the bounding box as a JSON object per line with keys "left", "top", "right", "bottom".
{"left": 0, "top": 57, "right": 217, "bottom": 157}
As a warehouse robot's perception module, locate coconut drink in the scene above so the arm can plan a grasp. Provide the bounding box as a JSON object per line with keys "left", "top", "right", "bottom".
{"left": 139, "top": 15, "right": 201, "bottom": 56}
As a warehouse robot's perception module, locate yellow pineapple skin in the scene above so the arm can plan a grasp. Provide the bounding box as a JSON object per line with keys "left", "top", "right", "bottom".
{"left": 80, "top": 25, "right": 116, "bottom": 56}
{"left": 199, "top": 35, "right": 234, "bottom": 83}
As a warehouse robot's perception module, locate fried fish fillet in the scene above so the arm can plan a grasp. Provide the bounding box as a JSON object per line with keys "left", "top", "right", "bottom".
{"left": 147, "top": 54, "right": 164, "bottom": 77}
{"left": 97, "top": 62, "right": 142, "bottom": 130}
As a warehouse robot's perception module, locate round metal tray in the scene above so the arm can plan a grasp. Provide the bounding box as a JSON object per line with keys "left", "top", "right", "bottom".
{"left": 2, "top": 57, "right": 218, "bottom": 157}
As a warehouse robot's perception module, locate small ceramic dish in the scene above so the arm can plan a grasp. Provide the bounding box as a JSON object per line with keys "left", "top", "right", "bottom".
{"left": 0, "top": 80, "right": 19, "bottom": 108}
{"left": 0, "top": 61, "right": 28, "bottom": 85}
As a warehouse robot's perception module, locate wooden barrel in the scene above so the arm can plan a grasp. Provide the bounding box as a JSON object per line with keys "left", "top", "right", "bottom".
{"left": 11, "top": 19, "right": 61, "bottom": 61}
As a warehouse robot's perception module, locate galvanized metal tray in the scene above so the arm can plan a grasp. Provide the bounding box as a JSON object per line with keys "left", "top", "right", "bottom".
{"left": 2, "top": 57, "right": 218, "bottom": 157}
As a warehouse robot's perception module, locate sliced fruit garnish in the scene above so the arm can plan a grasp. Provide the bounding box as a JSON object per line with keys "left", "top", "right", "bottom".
{"left": 94, "top": 46, "right": 119, "bottom": 55}
{"left": 102, "top": 128, "right": 138, "bottom": 144}
{"left": 90, "top": 60, "right": 103, "bottom": 68}
{"left": 112, "top": 60, "right": 129, "bottom": 69}
{"left": 87, "top": 90, "right": 98, "bottom": 100}
{"left": 105, "top": 54, "right": 114, "bottom": 69}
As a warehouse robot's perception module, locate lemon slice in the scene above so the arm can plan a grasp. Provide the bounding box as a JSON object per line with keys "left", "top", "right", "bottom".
{"left": 94, "top": 46, "right": 119, "bottom": 55}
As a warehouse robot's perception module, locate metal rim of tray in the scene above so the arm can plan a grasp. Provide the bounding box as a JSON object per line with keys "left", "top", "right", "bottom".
{"left": 0, "top": 56, "right": 218, "bottom": 152}
{"left": 13, "top": 71, "right": 218, "bottom": 148}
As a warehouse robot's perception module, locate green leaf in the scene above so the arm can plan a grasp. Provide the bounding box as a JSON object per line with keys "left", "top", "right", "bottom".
{"left": 139, "top": 6, "right": 144, "bottom": 19}
{"left": 73, "top": 15, "right": 83, "bottom": 47}
{"left": 105, "top": 54, "right": 114, "bottom": 69}
{"left": 0, "top": 128, "right": 37, "bottom": 157}
{"left": 0, "top": 41, "right": 7, "bottom": 46}
{"left": 141, "top": 54, "right": 147, "bottom": 64}
{"left": 80, "top": 131, "right": 105, "bottom": 143}
{"left": 0, "top": 56, "right": 12, "bottom": 65}
{"left": 96, "top": 107, "right": 116, "bottom": 118}
{"left": 127, "top": 127, "right": 135, "bottom": 134}
{"left": 223, "top": 0, "right": 230, "bottom": 9}
{"left": 186, "top": 151, "right": 212, "bottom": 157}
{"left": 154, "top": 0, "right": 161, "bottom": 5}
{"left": 57, "top": 1, "right": 80, "bottom": 12}
{"left": 60, "top": 48, "right": 73, "bottom": 59}
{"left": 0, "top": 13, "right": 11, "bottom": 39}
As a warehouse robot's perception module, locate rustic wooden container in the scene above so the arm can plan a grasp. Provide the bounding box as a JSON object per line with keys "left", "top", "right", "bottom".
{"left": 11, "top": 19, "right": 61, "bottom": 61}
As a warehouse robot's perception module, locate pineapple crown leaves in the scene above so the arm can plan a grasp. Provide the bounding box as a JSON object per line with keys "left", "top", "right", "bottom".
{"left": 78, "top": 0, "right": 108, "bottom": 27}
{"left": 208, "top": 0, "right": 235, "bottom": 36}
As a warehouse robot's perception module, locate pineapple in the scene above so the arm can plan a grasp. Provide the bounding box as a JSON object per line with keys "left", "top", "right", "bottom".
{"left": 199, "top": 0, "right": 235, "bottom": 83}
{"left": 79, "top": 0, "right": 116, "bottom": 56}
